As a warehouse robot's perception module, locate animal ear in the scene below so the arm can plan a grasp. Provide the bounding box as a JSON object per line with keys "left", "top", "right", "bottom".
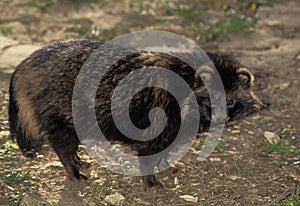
{"left": 237, "top": 67, "right": 254, "bottom": 87}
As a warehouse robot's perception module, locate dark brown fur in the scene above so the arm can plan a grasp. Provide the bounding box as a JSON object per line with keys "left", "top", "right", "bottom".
{"left": 9, "top": 39, "right": 262, "bottom": 188}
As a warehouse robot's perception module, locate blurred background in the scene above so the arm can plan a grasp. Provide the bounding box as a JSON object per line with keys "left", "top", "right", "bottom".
{"left": 0, "top": 0, "right": 264, "bottom": 43}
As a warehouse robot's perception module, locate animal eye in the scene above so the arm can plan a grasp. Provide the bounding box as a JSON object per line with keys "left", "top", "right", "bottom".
{"left": 227, "top": 99, "right": 236, "bottom": 109}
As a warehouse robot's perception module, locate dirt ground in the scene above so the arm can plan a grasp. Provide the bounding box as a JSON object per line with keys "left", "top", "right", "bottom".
{"left": 0, "top": 0, "right": 299, "bottom": 205}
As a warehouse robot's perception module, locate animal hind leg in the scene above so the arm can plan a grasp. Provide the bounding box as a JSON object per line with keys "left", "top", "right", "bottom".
{"left": 56, "top": 149, "right": 88, "bottom": 181}
{"left": 49, "top": 134, "right": 88, "bottom": 181}
{"left": 73, "top": 152, "right": 91, "bottom": 171}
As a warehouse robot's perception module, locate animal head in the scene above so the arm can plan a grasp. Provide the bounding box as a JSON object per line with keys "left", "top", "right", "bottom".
{"left": 192, "top": 53, "right": 262, "bottom": 131}
{"left": 225, "top": 67, "right": 262, "bottom": 121}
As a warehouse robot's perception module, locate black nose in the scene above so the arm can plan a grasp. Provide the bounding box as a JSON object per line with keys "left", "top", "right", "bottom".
{"left": 227, "top": 101, "right": 244, "bottom": 120}
{"left": 227, "top": 99, "right": 236, "bottom": 119}
{"left": 227, "top": 107, "right": 235, "bottom": 120}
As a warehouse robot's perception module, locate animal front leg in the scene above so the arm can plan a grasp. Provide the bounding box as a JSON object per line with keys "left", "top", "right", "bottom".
{"left": 138, "top": 151, "right": 163, "bottom": 189}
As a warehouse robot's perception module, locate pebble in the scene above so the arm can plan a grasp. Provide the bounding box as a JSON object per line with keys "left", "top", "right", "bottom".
{"left": 0, "top": 130, "right": 9, "bottom": 136}
{"left": 243, "top": 120, "right": 251, "bottom": 125}
{"left": 264, "top": 131, "right": 280, "bottom": 144}
{"left": 275, "top": 82, "right": 290, "bottom": 90}
{"left": 134, "top": 198, "right": 151, "bottom": 206}
{"left": 174, "top": 177, "right": 179, "bottom": 185}
{"left": 231, "top": 130, "right": 241, "bottom": 134}
{"left": 248, "top": 130, "right": 255, "bottom": 135}
{"left": 209, "top": 157, "right": 221, "bottom": 162}
{"left": 252, "top": 115, "right": 261, "bottom": 120}
{"left": 179, "top": 195, "right": 198, "bottom": 203}
{"left": 265, "top": 20, "right": 282, "bottom": 26}
{"left": 228, "top": 175, "right": 240, "bottom": 180}
{"left": 105, "top": 193, "right": 125, "bottom": 206}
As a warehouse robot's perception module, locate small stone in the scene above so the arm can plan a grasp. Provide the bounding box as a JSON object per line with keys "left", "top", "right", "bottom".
{"left": 209, "top": 157, "right": 221, "bottom": 162}
{"left": 274, "top": 82, "right": 290, "bottom": 90}
{"left": 134, "top": 198, "right": 151, "bottom": 206}
{"left": 279, "top": 82, "right": 290, "bottom": 90}
{"left": 252, "top": 115, "right": 261, "bottom": 120}
{"left": 112, "top": 144, "right": 123, "bottom": 149}
{"left": 248, "top": 130, "right": 255, "bottom": 135}
{"left": 228, "top": 175, "right": 240, "bottom": 180}
{"left": 174, "top": 177, "right": 179, "bottom": 185}
{"left": 264, "top": 131, "right": 280, "bottom": 144}
{"left": 227, "top": 150, "right": 239, "bottom": 154}
{"left": 231, "top": 130, "right": 241, "bottom": 134}
{"left": 45, "top": 161, "right": 62, "bottom": 168}
{"left": 105, "top": 193, "right": 125, "bottom": 206}
{"left": 179, "top": 195, "right": 198, "bottom": 203}
{"left": 172, "top": 162, "right": 185, "bottom": 168}
{"left": 189, "top": 147, "right": 200, "bottom": 154}
{"left": 93, "top": 179, "right": 105, "bottom": 184}
{"left": 0, "top": 130, "right": 9, "bottom": 136}
{"left": 171, "top": 185, "right": 182, "bottom": 191}
{"left": 265, "top": 20, "right": 282, "bottom": 26}
{"left": 243, "top": 120, "right": 251, "bottom": 125}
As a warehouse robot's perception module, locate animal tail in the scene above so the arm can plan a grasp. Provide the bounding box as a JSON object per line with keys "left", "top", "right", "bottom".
{"left": 9, "top": 72, "right": 42, "bottom": 158}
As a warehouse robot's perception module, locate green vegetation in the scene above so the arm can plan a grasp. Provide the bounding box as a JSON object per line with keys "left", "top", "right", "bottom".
{"left": 276, "top": 127, "right": 296, "bottom": 139}
{"left": 157, "top": 0, "right": 284, "bottom": 42}
{"left": 277, "top": 190, "right": 300, "bottom": 206}
{"left": 160, "top": 0, "right": 209, "bottom": 21}
{"left": 1, "top": 171, "right": 32, "bottom": 186}
{"left": 198, "top": 16, "right": 256, "bottom": 42}
{"left": 242, "top": 0, "right": 282, "bottom": 6}
{"left": 0, "top": 26, "right": 12, "bottom": 35}
{"left": 252, "top": 119, "right": 272, "bottom": 128}
{"left": 65, "top": 26, "right": 130, "bottom": 42}
{"left": 65, "top": 26, "right": 100, "bottom": 40}
{"left": 10, "top": 191, "right": 25, "bottom": 204}
{"left": 214, "top": 140, "right": 229, "bottom": 154}
{"left": 67, "top": 0, "right": 95, "bottom": 3}
{"left": 26, "top": 0, "right": 54, "bottom": 11}
{"left": 0, "top": 147, "right": 35, "bottom": 203}
{"left": 0, "top": 141, "right": 33, "bottom": 204}
{"left": 60, "top": 0, "right": 283, "bottom": 42}
{"left": 26, "top": 0, "right": 95, "bottom": 11}
{"left": 265, "top": 127, "right": 299, "bottom": 156}
{"left": 0, "top": 141, "right": 20, "bottom": 167}
{"left": 24, "top": 0, "right": 286, "bottom": 42}
{"left": 265, "top": 141, "right": 299, "bottom": 155}
{"left": 195, "top": 136, "right": 228, "bottom": 154}
{"left": 153, "top": 0, "right": 259, "bottom": 42}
